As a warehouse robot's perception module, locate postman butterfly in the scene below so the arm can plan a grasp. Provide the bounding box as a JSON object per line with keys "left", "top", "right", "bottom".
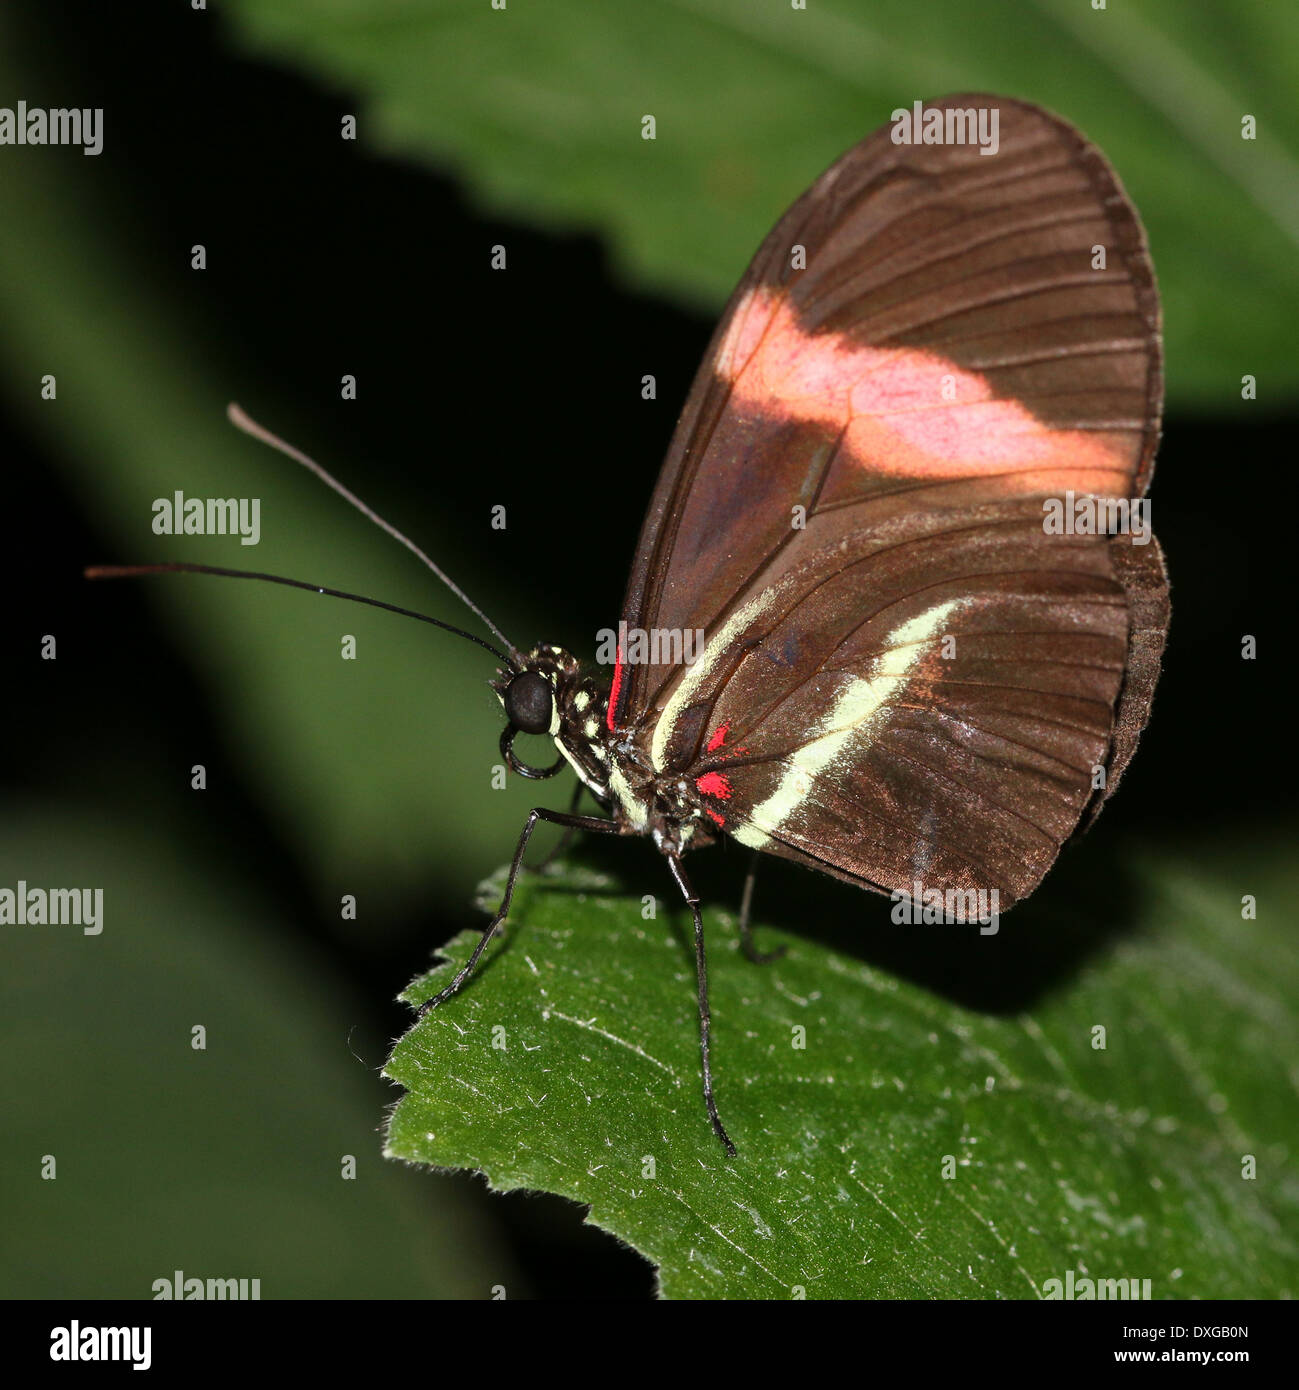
{"left": 90, "top": 95, "right": 1167, "bottom": 1154}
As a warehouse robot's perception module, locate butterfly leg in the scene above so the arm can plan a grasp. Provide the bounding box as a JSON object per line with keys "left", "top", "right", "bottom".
{"left": 531, "top": 779, "right": 585, "bottom": 872}
{"left": 737, "top": 850, "right": 787, "bottom": 966}
{"left": 666, "top": 853, "right": 737, "bottom": 1157}
{"left": 418, "top": 806, "right": 620, "bottom": 1016}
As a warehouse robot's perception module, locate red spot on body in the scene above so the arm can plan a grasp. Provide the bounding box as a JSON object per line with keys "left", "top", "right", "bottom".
{"left": 720, "top": 288, "right": 1132, "bottom": 490}
{"left": 695, "top": 771, "right": 733, "bottom": 800}
{"left": 705, "top": 808, "right": 726, "bottom": 828}
{"left": 607, "top": 644, "right": 624, "bottom": 731}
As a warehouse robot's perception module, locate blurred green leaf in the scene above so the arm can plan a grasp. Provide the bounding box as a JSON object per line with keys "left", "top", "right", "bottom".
{"left": 224, "top": 0, "right": 1299, "bottom": 407}
{"left": 386, "top": 850, "right": 1299, "bottom": 1299}
{"left": 0, "top": 812, "right": 507, "bottom": 1297}
{"left": 0, "top": 30, "right": 568, "bottom": 915}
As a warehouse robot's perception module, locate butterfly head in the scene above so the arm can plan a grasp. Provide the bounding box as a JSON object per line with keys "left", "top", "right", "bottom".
{"left": 493, "top": 644, "right": 580, "bottom": 780}
{"left": 502, "top": 668, "right": 554, "bottom": 736}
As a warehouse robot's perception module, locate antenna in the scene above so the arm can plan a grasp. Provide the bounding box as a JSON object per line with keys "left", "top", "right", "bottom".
{"left": 225, "top": 403, "right": 519, "bottom": 659}
{"left": 84, "top": 562, "right": 515, "bottom": 667}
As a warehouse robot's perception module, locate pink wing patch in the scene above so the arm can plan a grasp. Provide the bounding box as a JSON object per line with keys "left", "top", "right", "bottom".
{"left": 720, "top": 287, "right": 1132, "bottom": 491}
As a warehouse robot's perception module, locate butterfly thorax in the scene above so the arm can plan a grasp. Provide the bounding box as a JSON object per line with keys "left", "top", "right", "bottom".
{"left": 496, "top": 643, "right": 722, "bottom": 857}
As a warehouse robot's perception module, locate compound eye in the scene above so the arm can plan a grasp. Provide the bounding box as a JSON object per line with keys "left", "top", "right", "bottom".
{"left": 505, "top": 670, "right": 553, "bottom": 735}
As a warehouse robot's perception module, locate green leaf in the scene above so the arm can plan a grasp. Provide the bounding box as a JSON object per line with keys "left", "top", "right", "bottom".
{"left": 223, "top": 0, "right": 1299, "bottom": 407}
{"left": 386, "top": 847, "right": 1299, "bottom": 1299}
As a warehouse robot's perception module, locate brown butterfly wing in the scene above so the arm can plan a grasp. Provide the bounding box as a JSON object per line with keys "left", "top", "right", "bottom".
{"left": 612, "top": 95, "right": 1165, "bottom": 906}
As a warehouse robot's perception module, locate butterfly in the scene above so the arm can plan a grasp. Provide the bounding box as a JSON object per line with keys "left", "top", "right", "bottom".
{"left": 89, "top": 94, "right": 1167, "bottom": 1155}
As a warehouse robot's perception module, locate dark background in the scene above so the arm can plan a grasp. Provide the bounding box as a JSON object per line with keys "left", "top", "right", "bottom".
{"left": 1, "top": 2, "right": 1290, "bottom": 1299}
